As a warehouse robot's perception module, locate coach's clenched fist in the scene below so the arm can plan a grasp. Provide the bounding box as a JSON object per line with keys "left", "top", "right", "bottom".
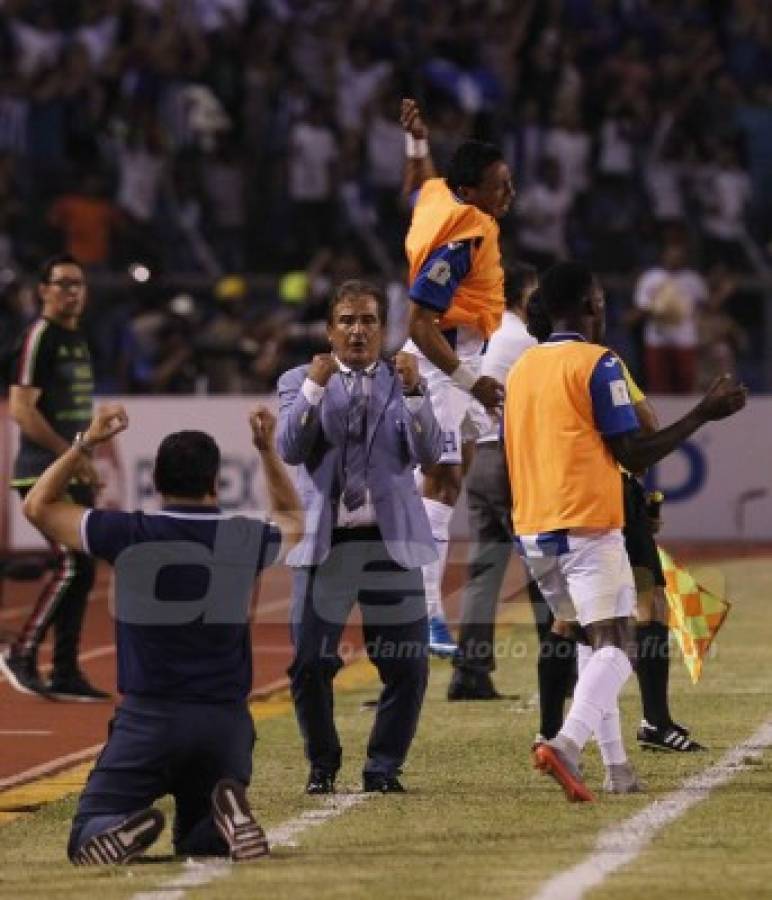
{"left": 395, "top": 351, "right": 421, "bottom": 395}
{"left": 307, "top": 353, "right": 339, "bottom": 387}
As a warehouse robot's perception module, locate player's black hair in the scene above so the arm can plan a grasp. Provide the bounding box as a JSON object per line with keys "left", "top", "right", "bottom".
{"left": 539, "top": 261, "right": 595, "bottom": 320}
{"left": 446, "top": 140, "right": 504, "bottom": 192}
{"left": 327, "top": 279, "right": 387, "bottom": 325}
{"left": 39, "top": 254, "right": 83, "bottom": 284}
{"left": 525, "top": 290, "right": 553, "bottom": 343}
{"left": 504, "top": 262, "right": 538, "bottom": 312}
{"left": 153, "top": 430, "right": 220, "bottom": 499}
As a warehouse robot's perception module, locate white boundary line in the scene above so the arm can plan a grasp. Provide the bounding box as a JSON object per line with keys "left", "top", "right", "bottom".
{"left": 0, "top": 744, "right": 103, "bottom": 790}
{"left": 530, "top": 717, "right": 772, "bottom": 900}
{"left": 131, "top": 793, "right": 373, "bottom": 900}
{"left": 0, "top": 730, "right": 51, "bottom": 736}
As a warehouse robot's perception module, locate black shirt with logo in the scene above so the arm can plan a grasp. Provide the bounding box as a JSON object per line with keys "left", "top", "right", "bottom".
{"left": 11, "top": 317, "right": 94, "bottom": 484}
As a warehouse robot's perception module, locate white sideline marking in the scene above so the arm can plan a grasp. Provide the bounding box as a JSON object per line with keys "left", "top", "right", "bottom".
{"left": 131, "top": 792, "right": 372, "bottom": 900}
{"left": 530, "top": 718, "right": 772, "bottom": 900}
{"left": 0, "top": 744, "right": 103, "bottom": 790}
{"left": 0, "top": 730, "right": 51, "bottom": 736}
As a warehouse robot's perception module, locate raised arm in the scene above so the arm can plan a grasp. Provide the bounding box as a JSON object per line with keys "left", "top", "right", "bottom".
{"left": 400, "top": 98, "right": 437, "bottom": 201}
{"left": 607, "top": 375, "right": 747, "bottom": 473}
{"left": 23, "top": 404, "right": 129, "bottom": 549}
{"left": 249, "top": 406, "right": 303, "bottom": 557}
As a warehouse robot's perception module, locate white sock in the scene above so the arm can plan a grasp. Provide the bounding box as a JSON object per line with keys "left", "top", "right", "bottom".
{"left": 559, "top": 645, "right": 632, "bottom": 752}
{"left": 422, "top": 498, "right": 453, "bottom": 620}
{"left": 597, "top": 705, "right": 627, "bottom": 766}
{"left": 576, "top": 643, "right": 628, "bottom": 765}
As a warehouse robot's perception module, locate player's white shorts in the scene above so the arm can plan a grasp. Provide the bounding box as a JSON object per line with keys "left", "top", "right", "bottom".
{"left": 516, "top": 528, "right": 636, "bottom": 627}
{"left": 403, "top": 328, "right": 486, "bottom": 464}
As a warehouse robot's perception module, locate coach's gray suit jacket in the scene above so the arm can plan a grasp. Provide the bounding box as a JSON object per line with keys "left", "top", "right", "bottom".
{"left": 277, "top": 361, "right": 443, "bottom": 570}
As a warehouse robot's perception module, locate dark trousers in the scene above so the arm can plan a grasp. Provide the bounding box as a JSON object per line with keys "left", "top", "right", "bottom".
{"left": 14, "top": 483, "right": 95, "bottom": 675}
{"left": 68, "top": 695, "right": 255, "bottom": 859}
{"left": 454, "top": 443, "right": 553, "bottom": 675}
{"left": 288, "top": 526, "right": 429, "bottom": 778}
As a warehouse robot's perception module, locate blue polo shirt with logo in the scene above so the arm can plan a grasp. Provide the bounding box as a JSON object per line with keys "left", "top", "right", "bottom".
{"left": 81, "top": 505, "right": 281, "bottom": 703}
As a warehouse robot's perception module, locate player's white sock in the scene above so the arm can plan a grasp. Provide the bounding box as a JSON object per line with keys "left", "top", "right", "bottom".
{"left": 575, "top": 643, "right": 628, "bottom": 765}
{"left": 422, "top": 498, "right": 453, "bottom": 620}
{"left": 558, "top": 645, "right": 632, "bottom": 752}
{"left": 597, "top": 705, "right": 627, "bottom": 766}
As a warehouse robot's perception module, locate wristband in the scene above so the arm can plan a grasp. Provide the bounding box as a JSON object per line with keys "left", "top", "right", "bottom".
{"left": 450, "top": 363, "right": 478, "bottom": 393}
{"left": 73, "top": 432, "right": 95, "bottom": 457}
{"left": 405, "top": 134, "right": 428, "bottom": 158}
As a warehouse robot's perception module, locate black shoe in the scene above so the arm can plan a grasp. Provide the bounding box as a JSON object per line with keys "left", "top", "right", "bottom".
{"left": 0, "top": 650, "right": 50, "bottom": 697}
{"left": 447, "top": 670, "right": 502, "bottom": 701}
{"left": 363, "top": 773, "right": 405, "bottom": 793}
{"left": 48, "top": 671, "right": 111, "bottom": 703}
{"left": 211, "top": 779, "right": 270, "bottom": 862}
{"left": 71, "top": 808, "right": 165, "bottom": 865}
{"left": 637, "top": 719, "right": 706, "bottom": 752}
{"left": 306, "top": 770, "right": 335, "bottom": 795}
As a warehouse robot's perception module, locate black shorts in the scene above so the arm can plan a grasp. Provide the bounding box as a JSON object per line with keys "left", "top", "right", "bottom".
{"left": 622, "top": 473, "right": 665, "bottom": 587}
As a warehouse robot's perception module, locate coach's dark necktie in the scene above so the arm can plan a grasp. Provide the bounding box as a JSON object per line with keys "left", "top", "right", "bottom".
{"left": 342, "top": 371, "right": 367, "bottom": 511}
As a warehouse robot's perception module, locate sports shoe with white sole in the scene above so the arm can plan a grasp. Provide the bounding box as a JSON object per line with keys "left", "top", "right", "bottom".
{"left": 71, "top": 808, "right": 164, "bottom": 865}
{"left": 211, "top": 779, "right": 270, "bottom": 861}
{"left": 0, "top": 650, "right": 50, "bottom": 697}
{"left": 637, "top": 719, "right": 705, "bottom": 752}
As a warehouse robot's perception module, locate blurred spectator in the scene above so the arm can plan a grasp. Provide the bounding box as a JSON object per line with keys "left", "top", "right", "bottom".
{"left": 202, "top": 137, "right": 248, "bottom": 273}
{"left": 543, "top": 106, "right": 590, "bottom": 200}
{"left": 506, "top": 98, "right": 544, "bottom": 191}
{"left": 0, "top": 278, "right": 36, "bottom": 389}
{"left": 121, "top": 290, "right": 197, "bottom": 394}
{"left": 516, "top": 157, "right": 571, "bottom": 271}
{"left": 48, "top": 172, "right": 122, "bottom": 268}
{"left": 365, "top": 89, "right": 406, "bottom": 262}
{"left": 632, "top": 227, "right": 707, "bottom": 394}
{"left": 195, "top": 275, "right": 257, "bottom": 392}
{"left": 114, "top": 122, "right": 165, "bottom": 266}
{"left": 336, "top": 37, "right": 391, "bottom": 137}
{"left": 697, "top": 263, "right": 749, "bottom": 389}
{"left": 696, "top": 140, "right": 752, "bottom": 270}
{"left": 0, "top": 152, "right": 21, "bottom": 267}
{"left": 287, "top": 102, "right": 339, "bottom": 266}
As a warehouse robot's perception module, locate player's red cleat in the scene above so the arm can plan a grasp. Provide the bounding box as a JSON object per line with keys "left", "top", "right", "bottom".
{"left": 532, "top": 742, "right": 595, "bottom": 802}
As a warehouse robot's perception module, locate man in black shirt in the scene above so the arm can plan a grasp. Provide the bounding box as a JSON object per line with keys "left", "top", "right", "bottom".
{"left": 1, "top": 254, "right": 107, "bottom": 701}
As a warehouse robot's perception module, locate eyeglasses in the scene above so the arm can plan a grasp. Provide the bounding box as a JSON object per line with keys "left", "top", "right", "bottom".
{"left": 47, "top": 279, "right": 85, "bottom": 290}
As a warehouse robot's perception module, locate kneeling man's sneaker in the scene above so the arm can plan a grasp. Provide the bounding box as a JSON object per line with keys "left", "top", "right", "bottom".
{"left": 532, "top": 740, "right": 595, "bottom": 803}
{"left": 71, "top": 808, "right": 164, "bottom": 865}
{"left": 212, "top": 779, "right": 270, "bottom": 861}
{"left": 603, "top": 761, "right": 645, "bottom": 794}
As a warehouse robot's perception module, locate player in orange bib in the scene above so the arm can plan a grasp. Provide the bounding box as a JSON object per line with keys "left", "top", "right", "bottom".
{"left": 400, "top": 98, "right": 514, "bottom": 655}
{"left": 503, "top": 261, "right": 746, "bottom": 801}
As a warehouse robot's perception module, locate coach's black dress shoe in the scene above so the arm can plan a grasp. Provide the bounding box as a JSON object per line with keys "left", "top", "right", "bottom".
{"left": 447, "top": 670, "right": 502, "bottom": 701}
{"left": 362, "top": 773, "right": 405, "bottom": 793}
{"left": 306, "top": 770, "right": 336, "bottom": 795}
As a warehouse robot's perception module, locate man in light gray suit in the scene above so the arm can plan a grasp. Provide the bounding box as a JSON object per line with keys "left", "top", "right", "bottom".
{"left": 277, "top": 279, "right": 443, "bottom": 795}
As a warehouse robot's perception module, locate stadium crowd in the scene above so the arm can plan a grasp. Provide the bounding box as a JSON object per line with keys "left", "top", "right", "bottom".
{"left": 0, "top": 0, "right": 771, "bottom": 390}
